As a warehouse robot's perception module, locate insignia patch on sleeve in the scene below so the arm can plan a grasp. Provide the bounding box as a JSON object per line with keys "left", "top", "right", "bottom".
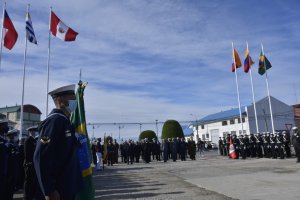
{"left": 65, "top": 130, "right": 71, "bottom": 137}
{"left": 40, "top": 136, "right": 51, "bottom": 144}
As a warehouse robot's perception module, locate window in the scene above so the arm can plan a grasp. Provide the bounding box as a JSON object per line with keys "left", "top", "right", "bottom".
{"left": 202, "top": 134, "right": 205, "bottom": 140}
{"left": 230, "top": 119, "right": 235, "bottom": 124}
{"left": 206, "top": 133, "right": 209, "bottom": 139}
{"left": 222, "top": 121, "right": 228, "bottom": 126}
{"left": 231, "top": 131, "right": 236, "bottom": 135}
{"left": 201, "top": 125, "right": 204, "bottom": 129}
{"left": 238, "top": 118, "right": 245, "bottom": 123}
{"left": 239, "top": 130, "right": 247, "bottom": 134}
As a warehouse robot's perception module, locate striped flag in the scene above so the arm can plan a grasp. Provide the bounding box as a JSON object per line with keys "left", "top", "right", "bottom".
{"left": 232, "top": 48, "right": 242, "bottom": 72}
{"left": 25, "top": 11, "right": 37, "bottom": 44}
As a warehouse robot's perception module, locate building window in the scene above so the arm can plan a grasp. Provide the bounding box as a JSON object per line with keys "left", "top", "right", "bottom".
{"left": 238, "top": 118, "right": 245, "bottom": 123}
{"left": 230, "top": 119, "right": 235, "bottom": 124}
{"left": 231, "top": 131, "right": 236, "bottom": 135}
{"left": 222, "top": 121, "right": 228, "bottom": 126}
{"left": 202, "top": 134, "right": 205, "bottom": 140}
{"left": 239, "top": 130, "right": 247, "bottom": 134}
{"left": 201, "top": 125, "right": 204, "bottom": 129}
{"left": 206, "top": 133, "right": 209, "bottom": 139}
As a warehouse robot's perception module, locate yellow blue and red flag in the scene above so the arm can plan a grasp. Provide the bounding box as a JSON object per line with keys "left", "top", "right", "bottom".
{"left": 232, "top": 48, "right": 242, "bottom": 72}
{"left": 244, "top": 47, "right": 254, "bottom": 73}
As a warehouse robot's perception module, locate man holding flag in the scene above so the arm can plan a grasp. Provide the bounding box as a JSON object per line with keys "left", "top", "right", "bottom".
{"left": 34, "top": 84, "right": 83, "bottom": 200}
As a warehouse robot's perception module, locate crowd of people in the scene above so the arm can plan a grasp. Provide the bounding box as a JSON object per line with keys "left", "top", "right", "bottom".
{"left": 218, "top": 127, "right": 300, "bottom": 162}
{"left": 91, "top": 137, "right": 203, "bottom": 168}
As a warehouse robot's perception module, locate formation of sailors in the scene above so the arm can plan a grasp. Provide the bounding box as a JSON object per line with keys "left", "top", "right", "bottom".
{"left": 0, "top": 119, "right": 39, "bottom": 200}
{"left": 218, "top": 127, "right": 300, "bottom": 162}
{"left": 91, "top": 136, "right": 199, "bottom": 166}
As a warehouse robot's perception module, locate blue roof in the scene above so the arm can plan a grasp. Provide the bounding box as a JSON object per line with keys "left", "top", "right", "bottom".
{"left": 198, "top": 107, "right": 247, "bottom": 124}
{"left": 182, "top": 125, "right": 194, "bottom": 136}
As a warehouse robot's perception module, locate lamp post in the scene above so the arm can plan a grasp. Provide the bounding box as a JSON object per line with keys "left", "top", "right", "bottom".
{"left": 155, "top": 120, "right": 158, "bottom": 138}
{"left": 118, "top": 124, "right": 124, "bottom": 142}
{"left": 190, "top": 114, "right": 199, "bottom": 141}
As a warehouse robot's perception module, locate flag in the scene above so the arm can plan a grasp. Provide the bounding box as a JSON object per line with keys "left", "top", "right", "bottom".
{"left": 103, "top": 134, "right": 108, "bottom": 164}
{"left": 229, "top": 135, "right": 237, "bottom": 159}
{"left": 26, "top": 11, "right": 37, "bottom": 44}
{"left": 3, "top": 10, "right": 18, "bottom": 49}
{"left": 50, "top": 11, "right": 78, "bottom": 41}
{"left": 258, "top": 49, "right": 272, "bottom": 75}
{"left": 71, "top": 82, "right": 95, "bottom": 200}
{"left": 244, "top": 47, "right": 254, "bottom": 73}
{"left": 232, "top": 49, "right": 242, "bottom": 72}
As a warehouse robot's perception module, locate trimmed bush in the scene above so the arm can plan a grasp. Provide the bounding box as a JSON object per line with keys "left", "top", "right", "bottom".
{"left": 161, "top": 119, "right": 184, "bottom": 139}
{"left": 139, "top": 130, "right": 157, "bottom": 141}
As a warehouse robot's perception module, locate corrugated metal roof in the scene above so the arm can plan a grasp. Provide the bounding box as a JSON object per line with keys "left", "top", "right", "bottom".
{"left": 0, "top": 105, "right": 21, "bottom": 113}
{"left": 198, "top": 107, "right": 247, "bottom": 124}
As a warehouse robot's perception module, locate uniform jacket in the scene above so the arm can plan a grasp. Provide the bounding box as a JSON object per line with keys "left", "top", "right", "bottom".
{"left": 34, "top": 109, "right": 83, "bottom": 199}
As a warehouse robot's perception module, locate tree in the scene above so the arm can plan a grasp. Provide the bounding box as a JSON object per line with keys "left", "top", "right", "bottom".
{"left": 139, "top": 130, "right": 157, "bottom": 142}
{"left": 161, "top": 119, "right": 184, "bottom": 139}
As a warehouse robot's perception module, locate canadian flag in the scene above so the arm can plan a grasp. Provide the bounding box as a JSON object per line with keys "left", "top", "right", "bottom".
{"left": 50, "top": 11, "right": 78, "bottom": 41}
{"left": 229, "top": 135, "right": 237, "bottom": 159}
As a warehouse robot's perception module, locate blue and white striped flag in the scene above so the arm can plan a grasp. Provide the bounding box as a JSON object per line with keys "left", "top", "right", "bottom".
{"left": 26, "top": 12, "right": 37, "bottom": 44}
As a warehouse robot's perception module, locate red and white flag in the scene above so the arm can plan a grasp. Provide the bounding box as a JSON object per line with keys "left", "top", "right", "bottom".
{"left": 229, "top": 135, "right": 237, "bottom": 159}
{"left": 50, "top": 11, "right": 78, "bottom": 42}
{"left": 3, "top": 10, "right": 18, "bottom": 50}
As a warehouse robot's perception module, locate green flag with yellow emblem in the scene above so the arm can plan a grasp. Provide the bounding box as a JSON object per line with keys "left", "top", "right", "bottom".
{"left": 71, "top": 82, "right": 95, "bottom": 200}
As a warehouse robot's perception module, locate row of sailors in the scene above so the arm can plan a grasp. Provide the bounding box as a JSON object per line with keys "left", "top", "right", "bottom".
{"left": 218, "top": 128, "right": 300, "bottom": 161}
{"left": 0, "top": 119, "right": 39, "bottom": 200}
{"left": 92, "top": 137, "right": 198, "bottom": 167}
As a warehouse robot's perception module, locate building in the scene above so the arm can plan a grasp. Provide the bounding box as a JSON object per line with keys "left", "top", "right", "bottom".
{"left": 0, "top": 104, "right": 42, "bottom": 134}
{"left": 292, "top": 104, "right": 300, "bottom": 128}
{"left": 192, "top": 96, "right": 295, "bottom": 144}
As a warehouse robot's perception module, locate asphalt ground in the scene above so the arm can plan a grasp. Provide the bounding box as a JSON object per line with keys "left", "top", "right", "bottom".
{"left": 14, "top": 150, "right": 300, "bottom": 200}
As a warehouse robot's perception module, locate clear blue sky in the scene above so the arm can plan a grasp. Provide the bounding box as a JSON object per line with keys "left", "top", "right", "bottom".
{"left": 0, "top": 0, "right": 299, "bottom": 139}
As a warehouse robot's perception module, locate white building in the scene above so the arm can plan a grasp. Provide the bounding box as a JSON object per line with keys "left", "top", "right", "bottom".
{"left": 191, "top": 96, "right": 295, "bottom": 144}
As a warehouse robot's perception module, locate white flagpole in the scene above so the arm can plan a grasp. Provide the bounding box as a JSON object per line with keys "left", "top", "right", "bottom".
{"left": 232, "top": 42, "right": 244, "bottom": 135}
{"left": 246, "top": 42, "right": 259, "bottom": 133}
{"left": 46, "top": 7, "right": 52, "bottom": 116}
{"left": 261, "top": 44, "right": 275, "bottom": 133}
{"left": 20, "top": 4, "right": 30, "bottom": 135}
{"left": 0, "top": 2, "right": 6, "bottom": 72}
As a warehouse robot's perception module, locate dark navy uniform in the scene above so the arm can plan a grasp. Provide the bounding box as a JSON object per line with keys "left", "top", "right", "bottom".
{"left": 24, "top": 126, "right": 38, "bottom": 200}
{"left": 0, "top": 121, "right": 9, "bottom": 199}
{"left": 34, "top": 109, "right": 83, "bottom": 199}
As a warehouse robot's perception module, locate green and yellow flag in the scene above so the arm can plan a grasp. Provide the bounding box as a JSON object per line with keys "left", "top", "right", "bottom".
{"left": 71, "top": 82, "right": 95, "bottom": 200}
{"left": 258, "top": 49, "right": 272, "bottom": 75}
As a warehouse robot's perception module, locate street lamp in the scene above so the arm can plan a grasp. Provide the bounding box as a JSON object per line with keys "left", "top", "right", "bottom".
{"left": 155, "top": 120, "right": 158, "bottom": 138}
{"left": 118, "top": 124, "right": 124, "bottom": 142}
{"left": 190, "top": 114, "right": 199, "bottom": 141}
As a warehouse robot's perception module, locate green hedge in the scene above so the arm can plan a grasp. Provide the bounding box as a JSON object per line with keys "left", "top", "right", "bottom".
{"left": 139, "top": 130, "right": 157, "bottom": 141}
{"left": 161, "top": 119, "right": 184, "bottom": 139}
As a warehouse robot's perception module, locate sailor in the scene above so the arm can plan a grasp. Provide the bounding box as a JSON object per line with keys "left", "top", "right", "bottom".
{"left": 291, "top": 127, "right": 300, "bottom": 163}
{"left": 24, "top": 125, "right": 39, "bottom": 200}
{"left": 34, "top": 84, "right": 83, "bottom": 200}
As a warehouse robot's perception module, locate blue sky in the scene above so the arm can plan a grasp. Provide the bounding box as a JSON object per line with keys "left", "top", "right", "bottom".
{"left": 0, "top": 0, "right": 299, "bottom": 139}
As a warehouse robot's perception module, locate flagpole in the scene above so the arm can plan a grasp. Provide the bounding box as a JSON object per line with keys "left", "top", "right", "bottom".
{"left": 232, "top": 42, "right": 244, "bottom": 135}
{"left": 20, "top": 4, "right": 30, "bottom": 135}
{"left": 261, "top": 44, "right": 275, "bottom": 133}
{"left": 246, "top": 42, "right": 259, "bottom": 133}
{"left": 0, "top": 2, "right": 6, "bottom": 72}
{"left": 46, "top": 7, "right": 52, "bottom": 116}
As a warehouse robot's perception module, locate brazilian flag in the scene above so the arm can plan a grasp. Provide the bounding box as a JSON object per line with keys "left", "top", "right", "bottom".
{"left": 258, "top": 49, "right": 272, "bottom": 75}
{"left": 71, "top": 82, "right": 95, "bottom": 200}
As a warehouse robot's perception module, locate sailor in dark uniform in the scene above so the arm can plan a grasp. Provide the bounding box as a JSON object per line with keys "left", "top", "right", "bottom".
{"left": 0, "top": 119, "right": 9, "bottom": 199}
{"left": 291, "top": 127, "right": 300, "bottom": 163}
{"left": 5, "top": 129, "right": 20, "bottom": 200}
{"left": 24, "top": 125, "right": 38, "bottom": 200}
{"left": 34, "top": 84, "right": 83, "bottom": 200}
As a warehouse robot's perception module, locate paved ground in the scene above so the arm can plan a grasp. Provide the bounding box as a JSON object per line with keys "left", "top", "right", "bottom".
{"left": 14, "top": 150, "right": 300, "bottom": 200}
